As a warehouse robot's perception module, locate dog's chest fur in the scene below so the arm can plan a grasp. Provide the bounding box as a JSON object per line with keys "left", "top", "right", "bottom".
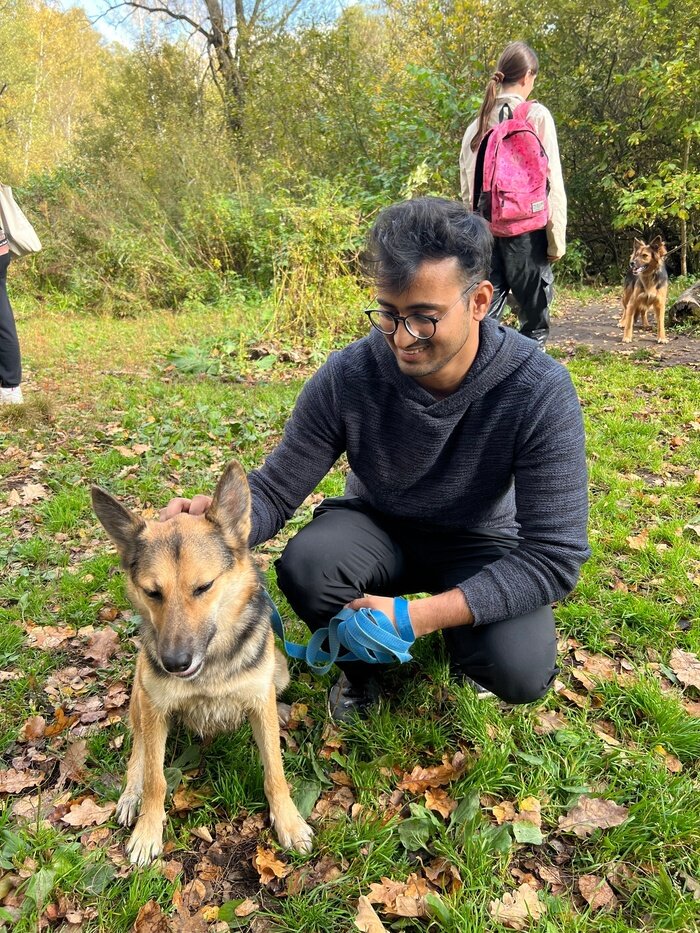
{"left": 140, "top": 646, "right": 276, "bottom": 738}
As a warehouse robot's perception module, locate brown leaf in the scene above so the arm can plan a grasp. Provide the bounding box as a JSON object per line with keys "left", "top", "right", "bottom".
{"left": 516, "top": 797, "right": 542, "bottom": 828}
{"left": 669, "top": 648, "right": 700, "bottom": 690}
{"left": 19, "top": 482, "right": 49, "bottom": 505}
{"left": 653, "top": 745, "right": 683, "bottom": 773}
{"left": 368, "top": 873, "right": 431, "bottom": 918}
{"left": 533, "top": 710, "right": 568, "bottom": 734}
{"left": 424, "top": 787, "right": 457, "bottom": 818}
{"left": 83, "top": 628, "right": 120, "bottom": 665}
{"left": 25, "top": 623, "right": 76, "bottom": 650}
{"left": 0, "top": 769, "right": 44, "bottom": 793}
{"left": 488, "top": 883, "right": 545, "bottom": 929}
{"left": 56, "top": 739, "right": 88, "bottom": 790}
{"left": 44, "top": 707, "right": 79, "bottom": 737}
{"left": 234, "top": 898, "right": 258, "bottom": 917}
{"left": 355, "top": 896, "right": 388, "bottom": 932}
{"left": 554, "top": 679, "right": 590, "bottom": 709}
{"left": 253, "top": 845, "right": 291, "bottom": 884}
{"left": 172, "top": 786, "right": 205, "bottom": 813}
{"left": 578, "top": 874, "right": 617, "bottom": 910}
{"left": 424, "top": 857, "right": 462, "bottom": 893}
{"left": 18, "top": 715, "right": 47, "bottom": 742}
{"left": 60, "top": 797, "right": 116, "bottom": 827}
{"left": 683, "top": 699, "right": 700, "bottom": 717}
{"left": 493, "top": 800, "right": 517, "bottom": 824}
{"left": 132, "top": 899, "right": 170, "bottom": 933}
{"left": 558, "top": 796, "right": 629, "bottom": 838}
{"left": 397, "top": 752, "right": 466, "bottom": 794}
{"left": 626, "top": 529, "right": 649, "bottom": 551}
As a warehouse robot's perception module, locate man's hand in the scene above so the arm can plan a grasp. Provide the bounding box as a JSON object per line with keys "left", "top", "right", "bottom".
{"left": 159, "top": 494, "right": 213, "bottom": 522}
{"left": 346, "top": 589, "right": 474, "bottom": 638}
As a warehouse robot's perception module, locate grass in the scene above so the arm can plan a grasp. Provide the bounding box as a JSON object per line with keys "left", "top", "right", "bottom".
{"left": 0, "top": 296, "right": 699, "bottom": 931}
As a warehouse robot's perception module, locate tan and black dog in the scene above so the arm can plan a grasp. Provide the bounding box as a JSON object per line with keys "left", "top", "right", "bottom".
{"left": 620, "top": 236, "right": 669, "bottom": 344}
{"left": 91, "top": 461, "right": 313, "bottom": 865}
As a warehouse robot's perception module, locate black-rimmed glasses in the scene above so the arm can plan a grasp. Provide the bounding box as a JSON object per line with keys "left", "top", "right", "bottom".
{"left": 364, "top": 282, "right": 479, "bottom": 340}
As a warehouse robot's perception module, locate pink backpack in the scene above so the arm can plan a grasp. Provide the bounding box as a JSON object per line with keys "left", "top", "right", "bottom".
{"left": 473, "top": 101, "right": 549, "bottom": 237}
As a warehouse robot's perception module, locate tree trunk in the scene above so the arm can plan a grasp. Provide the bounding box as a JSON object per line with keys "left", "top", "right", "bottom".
{"left": 668, "top": 281, "right": 700, "bottom": 324}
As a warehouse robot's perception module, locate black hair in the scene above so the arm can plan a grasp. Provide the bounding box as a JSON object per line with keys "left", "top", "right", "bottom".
{"left": 362, "top": 197, "right": 492, "bottom": 293}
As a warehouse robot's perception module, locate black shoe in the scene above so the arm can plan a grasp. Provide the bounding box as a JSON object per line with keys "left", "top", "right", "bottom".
{"left": 328, "top": 673, "right": 381, "bottom": 723}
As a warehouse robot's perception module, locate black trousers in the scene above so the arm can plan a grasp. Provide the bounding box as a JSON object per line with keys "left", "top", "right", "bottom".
{"left": 0, "top": 253, "right": 21, "bottom": 388}
{"left": 275, "top": 497, "right": 558, "bottom": 705}
{"left": 487, "top": 228, "right": 553, "bottom": 347}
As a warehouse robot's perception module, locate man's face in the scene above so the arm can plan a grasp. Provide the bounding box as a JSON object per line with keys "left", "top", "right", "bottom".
{"left": 375, "top": 258, "right": 492, "bottom": 394}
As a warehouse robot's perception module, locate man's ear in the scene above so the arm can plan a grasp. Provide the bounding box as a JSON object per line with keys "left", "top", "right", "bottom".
{"left": 206, "top": 460, "right": 251, "bottom": 542}
{"left": 91, "top": 487, "right": 145, "bottom": 557}
{"left": 472, "top": 280, "right": 493, "bottom": 321}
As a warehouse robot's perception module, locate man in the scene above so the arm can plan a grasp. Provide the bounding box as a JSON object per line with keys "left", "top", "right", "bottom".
{"left": 162, "top": 197, "right": 589, "bottom": 722}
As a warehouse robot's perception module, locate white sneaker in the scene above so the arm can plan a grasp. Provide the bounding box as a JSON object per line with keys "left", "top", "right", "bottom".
{"left": 0, "top": 386, "right": 23, "bottom": 404}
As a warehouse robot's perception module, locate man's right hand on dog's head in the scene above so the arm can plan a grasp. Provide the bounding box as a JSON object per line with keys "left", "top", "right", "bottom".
{"left": 159, "top": 494, "right": 213, "bottom": 522}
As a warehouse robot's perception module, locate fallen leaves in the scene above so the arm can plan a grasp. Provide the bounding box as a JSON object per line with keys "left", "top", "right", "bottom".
{"left": 578, "top": 873, "right": 617, "bottom": 911}
{"left": 488, "top": 882, "right": 545, "bottom": 929}
{"left": 397, "top": 752, "right": 466, "bottom": 794}
{"left": 83, "top": 627, "right": 121, "bottom": 665}
{"left": 558, "top": 796, "right": 629, "bottom": 838}
{"left": 0, "top": 768, "right": 45, "bottom": 793}
{"left": 253, "top": 845, "right": 291, "bottom": 884}
{"left": 355, "top": 896, "right": 388, "bottom": 932}
{"left": 6, "top": 481, "right": 49, "bottom": 506}
{"left": 669, "top": 647, "right": 700, "bottom": 690}
{"left": 60, "top": 797, "right": 116, "bottom": 827}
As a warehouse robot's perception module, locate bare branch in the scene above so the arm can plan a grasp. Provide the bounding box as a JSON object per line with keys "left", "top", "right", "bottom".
{"left": 102, "top": 2, "right": 213, "bottom": 41}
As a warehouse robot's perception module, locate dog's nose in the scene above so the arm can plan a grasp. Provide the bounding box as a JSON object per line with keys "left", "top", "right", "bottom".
{"left": 160, "top": 649, "right": 194, "bottom": 673}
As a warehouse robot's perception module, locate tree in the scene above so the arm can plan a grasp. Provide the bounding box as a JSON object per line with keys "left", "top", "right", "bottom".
{"left": 104, "top": 0, "right": 311, "bottom": 132}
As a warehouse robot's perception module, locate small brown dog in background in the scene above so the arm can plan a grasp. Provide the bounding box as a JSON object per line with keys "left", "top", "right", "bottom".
{"left": 620, "top": 236, "right": 669, "bottom": 344}
{"left": 91, "top": 461, "right": 313, "bottom": 865}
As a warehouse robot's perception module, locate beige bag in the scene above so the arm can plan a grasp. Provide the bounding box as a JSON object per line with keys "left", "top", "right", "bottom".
{"left": 0, "top": 183, "right": 42, "bottom": 256}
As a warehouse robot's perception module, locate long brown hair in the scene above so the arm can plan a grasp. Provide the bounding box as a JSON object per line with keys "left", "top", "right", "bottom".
{"left": 470, "top": 42, "right": 539, "bottom": 151}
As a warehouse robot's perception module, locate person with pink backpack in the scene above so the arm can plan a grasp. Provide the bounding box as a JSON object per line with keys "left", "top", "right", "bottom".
{"left": 460, "top": 42, "right": 566, "bottom": 349}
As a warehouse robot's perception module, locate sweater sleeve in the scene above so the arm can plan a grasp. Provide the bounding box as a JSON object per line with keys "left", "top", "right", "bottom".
{"left": 459, "top": 367, "right": 589, "bottom": 624}
{"left": 530, "top": 103, "right": 567, "bottom": 260}
{"left": 247, "top": 356, "right": 346, "bottom": 547}
{"left": 459, "top": 121, "right": 478, "bottom": 208}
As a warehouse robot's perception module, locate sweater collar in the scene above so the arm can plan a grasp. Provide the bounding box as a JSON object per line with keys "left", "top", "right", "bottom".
{"left": 368, "top": 317, "right": 537, "bottom": 411}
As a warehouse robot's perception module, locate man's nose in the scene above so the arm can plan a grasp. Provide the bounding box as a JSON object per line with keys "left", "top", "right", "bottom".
{"left": 392, "top": 320, "right": 419, "bottom": 347}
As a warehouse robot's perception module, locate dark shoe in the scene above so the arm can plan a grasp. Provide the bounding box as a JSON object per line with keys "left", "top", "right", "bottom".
{"left": 328, "top": 673, "right": 381, "bottom": 723}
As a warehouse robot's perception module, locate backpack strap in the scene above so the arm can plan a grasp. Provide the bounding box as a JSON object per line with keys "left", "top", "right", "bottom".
{"left": 498, "top": 102, "right": 513, "bottom": 123}
{"left": 472, "top": 130, "right": 491, "bottom": 212}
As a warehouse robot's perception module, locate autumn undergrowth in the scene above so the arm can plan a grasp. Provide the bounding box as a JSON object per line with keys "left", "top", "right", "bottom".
{"left": 0, "top": 300, "right": 699, "bottom": 932}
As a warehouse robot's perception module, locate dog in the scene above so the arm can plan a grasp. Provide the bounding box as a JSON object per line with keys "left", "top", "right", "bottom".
{"left": 620, "top": 236, "right": 669, "bottom": 344}
{"left": 91, "top": 461, "right": 313, "bottom": 865}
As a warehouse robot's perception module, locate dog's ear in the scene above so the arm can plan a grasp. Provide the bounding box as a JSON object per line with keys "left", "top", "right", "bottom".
{"left": 91, "top": 486, "right": 145, "bottom": 557}
{"left": 633, "top": 238, "right": 645, "bottom": 250}
{"left": 650, "top": 235, "right": 665, "bottom": 254}
{"left": 207, "top": 461, "right": 251, "bottom": 543}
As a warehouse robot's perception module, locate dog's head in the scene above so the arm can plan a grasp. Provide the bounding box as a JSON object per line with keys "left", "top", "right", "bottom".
{"left": 91, "top": 461, "right": 255, "bottom": 680}
{"left": 630, "top": 236, "right": 666, "bottom": 276}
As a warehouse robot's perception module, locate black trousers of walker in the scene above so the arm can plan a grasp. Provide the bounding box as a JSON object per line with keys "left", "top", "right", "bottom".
{"left": 275, "top": 497, "right": 558, "bottom": 705}
{"left": 487, "top": 228, "right": 554, "bottom": 348}
{"left": 0, "top": 253, "right": 22, "bottom": 389}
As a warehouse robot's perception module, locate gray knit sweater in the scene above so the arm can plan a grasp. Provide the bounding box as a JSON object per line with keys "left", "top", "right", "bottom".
{"left": 249, "top": 317, "right": 589, "bottom": 625}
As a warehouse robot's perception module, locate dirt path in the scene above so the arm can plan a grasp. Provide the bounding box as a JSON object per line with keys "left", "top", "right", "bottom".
{"left": 549, "top": 295, "right": 700, "bottom": 367}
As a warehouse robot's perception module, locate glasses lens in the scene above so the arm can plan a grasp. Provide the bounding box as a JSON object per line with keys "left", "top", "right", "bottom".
{"left": 405, "top": 314, "right": 437, "bottom": 339}
{"left": 368, "top": 310, "right": 398, "bottom": 334}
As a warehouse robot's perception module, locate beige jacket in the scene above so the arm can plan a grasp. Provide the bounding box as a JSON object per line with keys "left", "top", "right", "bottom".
{"left": 459, "top": 94, "right": 567, "bottom": 260}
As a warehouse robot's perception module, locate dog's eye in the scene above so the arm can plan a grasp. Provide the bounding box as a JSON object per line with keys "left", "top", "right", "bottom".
{"left": 144, "top": 588, "right": 162, "bottom": 601}
{"left": 193, "top": 581, "right": 214, "bottom": 597}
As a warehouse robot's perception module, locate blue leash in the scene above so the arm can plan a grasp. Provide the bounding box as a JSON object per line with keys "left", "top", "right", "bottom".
{"left": 267, "top": 595, "right": 415, "bottom": 676}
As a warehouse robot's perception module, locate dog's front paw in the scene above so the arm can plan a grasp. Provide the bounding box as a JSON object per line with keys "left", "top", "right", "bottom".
{"left": 126, "top": 814, "right": 166, "bottom": 866}
{"left": 621, "top": 336, "right": 632, "bottom": 344}
{"left": 272, "top": 805, "right": 314, "bottom": 854}
{"left": 657, "top": 336, "right": 669, "bottom": 344}
{"left": 116, "top": 790, "right": 142, "bottom": 827}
